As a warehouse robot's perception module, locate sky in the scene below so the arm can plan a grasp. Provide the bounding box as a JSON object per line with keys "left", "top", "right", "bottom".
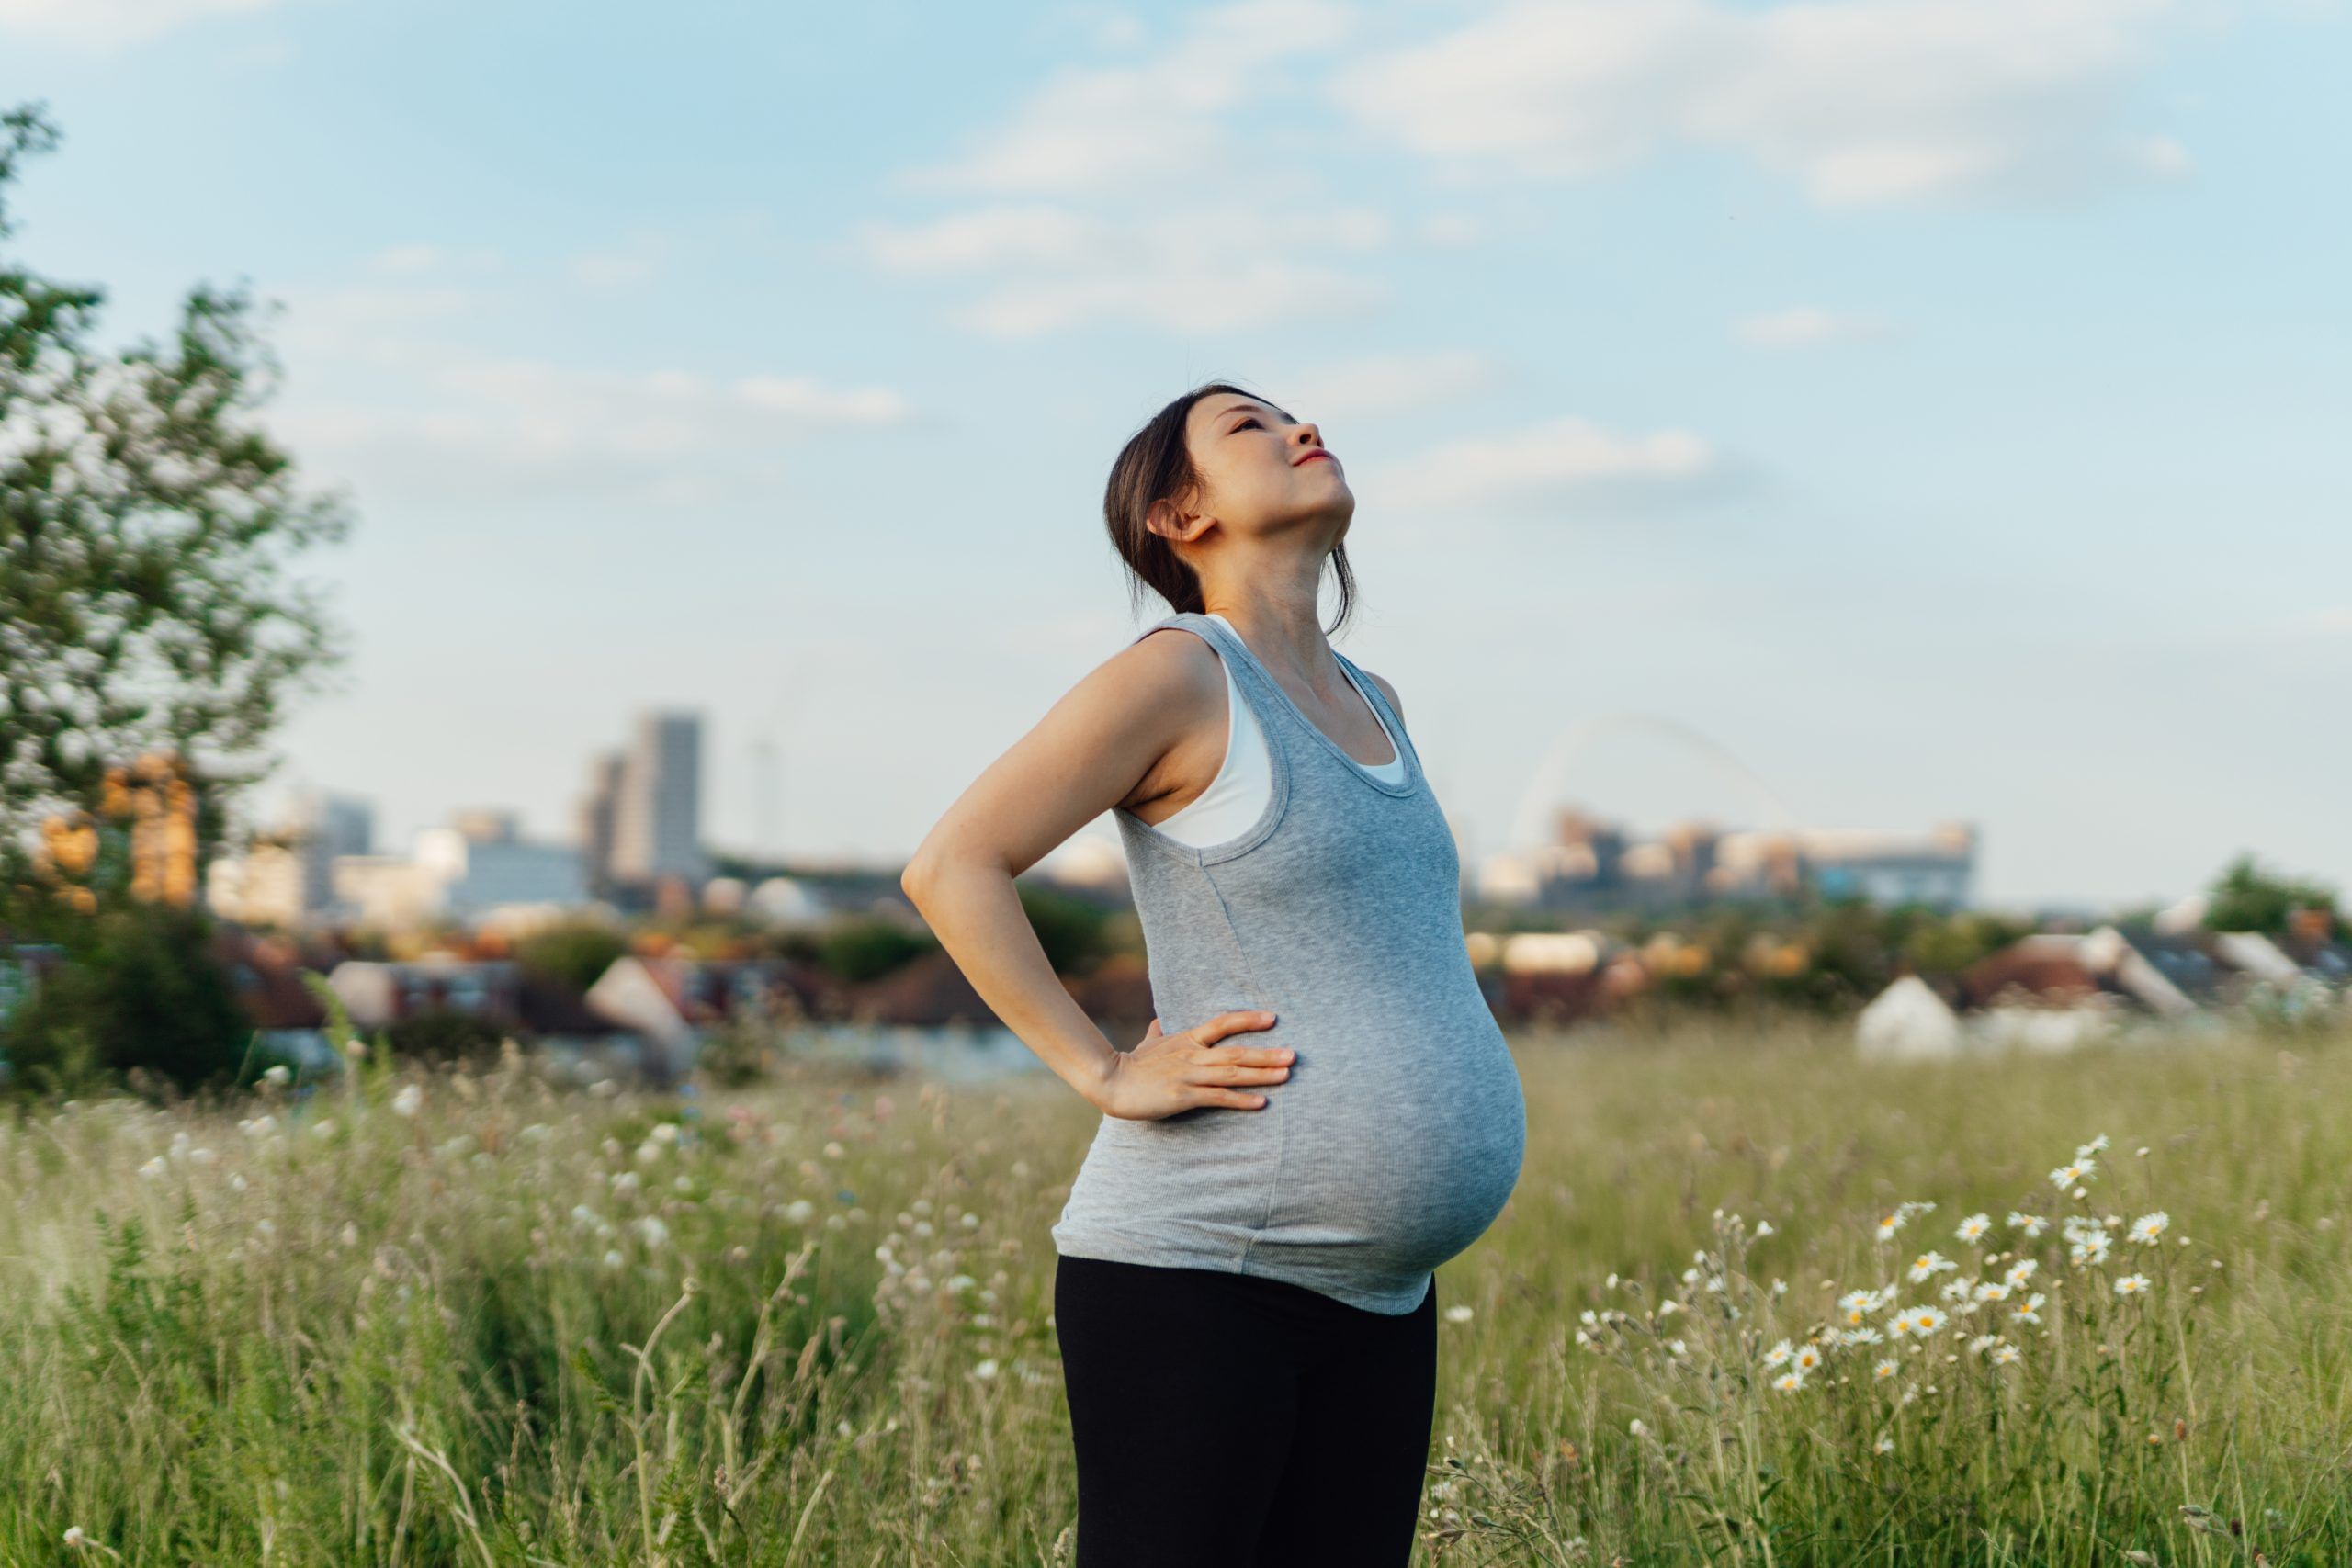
{"left": 4, "top": 0, "right": 2346, "bottom": 912}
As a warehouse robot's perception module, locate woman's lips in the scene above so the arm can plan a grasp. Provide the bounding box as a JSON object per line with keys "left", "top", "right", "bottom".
{"left": 1296, "top": 450, "right": 1337, "bottom": 466}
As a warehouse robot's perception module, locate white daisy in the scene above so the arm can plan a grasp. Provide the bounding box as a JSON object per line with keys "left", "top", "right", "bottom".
{"left": 2114, "top": 1273, "right": 2153, "bottom": 1296}
{"left": 2129, "top": 1212, "right": 2170, "bottom": 1244}
{"left": 1955, "top": 1213, "right": 1993, "bottom": 1244}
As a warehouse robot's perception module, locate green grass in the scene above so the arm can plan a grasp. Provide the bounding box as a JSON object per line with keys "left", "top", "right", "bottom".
{"left": 3, "top": 1009, "right": 2347, "bottom": 1564}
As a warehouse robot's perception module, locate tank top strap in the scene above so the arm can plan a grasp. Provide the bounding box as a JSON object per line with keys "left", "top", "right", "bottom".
{"left": 1331, "top": 648, "right": 1420, "bottom": 772}
{"left": 1133, "top": 611, "right": 1305, "bottom": 755}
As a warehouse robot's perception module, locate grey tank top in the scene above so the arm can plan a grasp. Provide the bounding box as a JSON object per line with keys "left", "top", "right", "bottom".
{"left": 1049, "top": 611, "right": 1528, "bottom": 1314}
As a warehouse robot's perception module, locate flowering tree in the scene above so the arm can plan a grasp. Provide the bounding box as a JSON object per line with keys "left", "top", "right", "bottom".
{"left": 0, "top": 102, "right": 353, "bottom": 890}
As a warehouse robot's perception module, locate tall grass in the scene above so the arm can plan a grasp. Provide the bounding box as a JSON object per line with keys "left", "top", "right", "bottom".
{"left": 2, "top": 1004, "right": 2346, "bottom": 1564}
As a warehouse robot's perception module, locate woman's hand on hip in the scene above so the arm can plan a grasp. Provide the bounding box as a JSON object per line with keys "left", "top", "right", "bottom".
{"left": 1091, "top": 1011, "right": 1291, "bottom": 1121}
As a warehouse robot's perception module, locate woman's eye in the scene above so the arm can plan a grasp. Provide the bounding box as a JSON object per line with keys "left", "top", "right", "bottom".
{"left": 1238, "top": 419, "right": 1260, "bottom": 430}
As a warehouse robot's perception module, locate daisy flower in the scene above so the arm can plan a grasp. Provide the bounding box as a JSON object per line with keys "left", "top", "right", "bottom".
{"left": 1838, "top": 1287, "right": 1885, "bottom": 1325}
{"left": 1763, "top": 1339, "right": 1794, "bottom": 1367}
{"left": 1912, "top": 1305, "right": 1947, "bottom": 1335}
{"left": 1990, "top": 1342, "right": 2021, "bottom": 1366}
{"left": 1873, "top": 1358, "right": 1899, "bottom": 1380}
{"left": 2010, "top": 1292, "right": 2046, "bottom": 1325}
{"left": 2050, "top": 1162, "right": 2092, "bottom": 1190}
{"left": 2129, "top": 1212, "right": 2170, "bottom": 1244}
{"left": 1907, "top": 1250, "right": 1960, "bottom": 1282}
{"left": 1955, "top": 1213, "right": 1993, "bottom": 1244}
{"left": 1792, "top": 1343, "right": 1824, "bottom": 1373}
{"left": 2114, "top": 1273, "right": 2153, "bottom": 1296}
{"left": 2008, "top": 1211, "right": 2050, "bottom": 1238}
{"left": 1772, "top": 1371, "right": 1806, "bottom": 1393}
{"left": 2003, "top": 1258, "right": 2040, "bottom": 1287}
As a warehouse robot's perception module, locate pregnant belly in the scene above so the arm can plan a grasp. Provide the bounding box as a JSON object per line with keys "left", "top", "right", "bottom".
{"left": 1259, "top": 1023, "right": 1528, "bottom": 1271}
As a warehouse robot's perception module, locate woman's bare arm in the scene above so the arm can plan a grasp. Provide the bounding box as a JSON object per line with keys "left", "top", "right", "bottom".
{"left": 899, "top": 630, "right": 1250, "bottom": 1109}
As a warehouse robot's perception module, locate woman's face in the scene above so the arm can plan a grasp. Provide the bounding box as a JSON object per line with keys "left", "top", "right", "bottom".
{"left": 1169, "top": 392, "right": 1352, "bottom": 548}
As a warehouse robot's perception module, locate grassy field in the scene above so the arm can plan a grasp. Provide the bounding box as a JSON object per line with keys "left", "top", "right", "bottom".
{"left": 4, "top": 1006, "right": 2348, "bottom": 1566}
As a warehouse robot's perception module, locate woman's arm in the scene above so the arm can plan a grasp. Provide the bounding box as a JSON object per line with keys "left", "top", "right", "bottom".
{"left": 899, "top": 629, "right": 1288, "bottom": 1113}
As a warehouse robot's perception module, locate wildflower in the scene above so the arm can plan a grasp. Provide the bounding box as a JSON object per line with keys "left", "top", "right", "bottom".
{"left": 1973, "top": 1280, "right": 2012, "bottom": 1303}
{"left": 1657, "top": 1300, "right": 1679, "bottom": 1317}
{"left": 1839, "top": 1325, "right": 1884, "bottom": 1348}
{"left": 2129, "top": 1212, "right": 2170, "bottom": 1244}
{"left": 1955, "top": 1213, "right": 1992, "bottom": 1244}
{"left": 64, "top": 1527, "right": 86, "bottom": 1547}
{"left": 1912, "top": 1306, "right": 1947, "bottom": 1335}
{"left": 1772, "top": 1371, "right": 1805, "bottom": 1393}
{"left": 1907, "top": 1250, "right": 1960, "bottom": 1282}
{"left": 1763, "top": 1339, "right": 1794, "bottom": 1367}
{"left": 2050, "top": 1162, "right": 2091, "bottom": 1190}
{"left": 1754, "top": 1220, "right": 1775, "bottom": 1238}
{"left": 2010, "top": 1292, "right": 2047, "bottom": 1325}
{"left": 635, "top": 1216, "right": 669, "bottom": 1249}
{"left": 1874, "top": 1434, "right": 1895, "bottom": 1453}
{"left": 1838, "top": 1286, "right": 1889, "bottom": 1324}
{"left": 1990, "top": 1342, "right": 2021, "bottom": 1365}
{"left": 784, "top": 1198, "right": 816, "bottom": 1224}
{"left": 2008, "top": 1211, "right": 2049, "bottom": 1238}
{"left": 1873, "top": 1359, "right": 1899, "bottom": 1380}
{"left": 1792, "top": 1343, "right": 1823, "bottom": 1373}
{"left": 2003, "top": 1258, "right": 2040, "bottom": 1286}
{"left": 1669, "top": 1338, "right": 1687, "bottom": 1356}
{"left": 972, "top": 1359, "right": 999, "bottom": 1380}
{"left": 138, "top": 1156, "right": 167, "bottom": 1179}
{"left": 2114, "top": 1273, "right": 2153, "bottom": 1296}
{"left": 1886, "top": 1308, "right": 1924, "bottom": 1338}
{"left": 390, "top": 1084, "right": 423, "bottom": 1118}
{"left": 1968, "top": 1333, "right": 2000, "bottom": 1356}
{"left": 2078, "top": 1134, "right": 2109, "bottom": 1157}
{"left": 1444, "top": 1304, "right": 1476, "bottom": 1324}
{"left": 1629, "top": 1418, "right": 1649, "bottom": 1438}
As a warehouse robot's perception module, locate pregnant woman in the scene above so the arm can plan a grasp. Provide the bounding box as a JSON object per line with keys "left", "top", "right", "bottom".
{"left": 899, "top": 381, "right": 1526, "bottom": 1566}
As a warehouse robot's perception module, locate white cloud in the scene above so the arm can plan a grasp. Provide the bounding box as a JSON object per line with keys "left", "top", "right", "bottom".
{"left": 268, "top": 276, "right": 914, "bottom": 510}
{"left": 1374, "top": 413, "right": 1733, "bottom": 516}
{"left": 866, "top": 0, "right": 1392, "bottom": 336}
{"left": 0, "top": 0, "right": 286, "bottom": 47}
{"left": 1329, "top": 0, "right": 2196, "bottom": 208}
{"left": 1275, "top": 349, "right": 1511, "bottom": 419}
{"left": 1733, "top": 305, "right": 1894, "bottom": 348}
{"left": 903, "top": 0, "right": 1356, "bottom": 198}
{"left": 571, "top": 231, "right": 673, "bottom": 291}
{"left": 860, "top": 203, "right": 1393, "bottom": 338}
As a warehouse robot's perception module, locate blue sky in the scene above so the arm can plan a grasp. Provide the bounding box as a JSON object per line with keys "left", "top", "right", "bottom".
{"left": 5, "top": 0, "right": 2346, "bottom": 910}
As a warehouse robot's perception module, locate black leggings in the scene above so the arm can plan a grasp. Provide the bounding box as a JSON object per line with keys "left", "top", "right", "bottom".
{"left": 1052, "top": 1252, "right": 1438, "bottom": 1567}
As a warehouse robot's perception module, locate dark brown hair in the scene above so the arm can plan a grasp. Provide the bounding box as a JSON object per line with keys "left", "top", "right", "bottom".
{"left": 1103, "top": 379, "right": 1356, "bottom": 635}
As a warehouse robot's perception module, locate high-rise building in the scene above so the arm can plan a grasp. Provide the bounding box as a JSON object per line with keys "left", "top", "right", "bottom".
{"left": 610, "top": 710, "right": 707, "bottom": 890}
{"left": 293, "top": 789, "right": 375, "bottom": 914}
{"left": 576, "top": 750, "right": 625, "bottom": 897}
